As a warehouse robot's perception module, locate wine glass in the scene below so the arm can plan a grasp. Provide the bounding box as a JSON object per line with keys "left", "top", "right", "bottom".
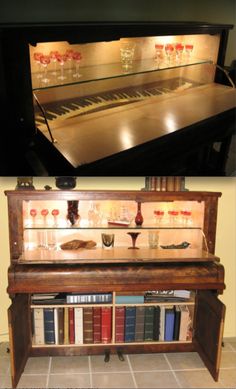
{"left": 41, "top": 209, "right": 49, "bottom": 226}
{"left": 127, "top": 232, "right": 141, "bottom": 249}
{"left": 57, "top": 53, "right": 68, "bottom": 81}
{"left": 40, "top": 55, "right": 51, "bottom": 83}
{"left": 51, "top": 209, "right": 60, "bottom": 226}
{"left": 165, "top": 43, "right": 174, "bottom": 65}
{"left": 185, "top": 44, "right": 194, "bottom": 61}
{"left": 66, "top": 49, "right": 74, "bottom": 74}
{"left": 30, "top": 208, "right": 37, "bottom": 225}
{"left": 33, "top": 52, "right": 43, "bottom": 79}
{"left": 175, "top": 43, "right": 184, "bottom": 63}
{"left": 72, "top": 52, "right": 82, "bottom": 78}
{"left": 155, "top": 44, "right": 164, "bottom": 66}
{"left": 50, "top": 51, "right": 59, "bottom": 76}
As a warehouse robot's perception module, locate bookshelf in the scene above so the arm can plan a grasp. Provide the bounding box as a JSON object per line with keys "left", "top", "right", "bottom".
{"left": 5, "top": 188, "right": 225, "bottom": 387}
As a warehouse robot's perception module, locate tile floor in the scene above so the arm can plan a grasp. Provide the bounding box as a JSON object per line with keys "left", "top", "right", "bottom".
{"left": 0, "top": 339, "right": 236, "bottom": 388}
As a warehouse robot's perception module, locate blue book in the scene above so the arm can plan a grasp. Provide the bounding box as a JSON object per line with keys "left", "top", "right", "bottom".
{"left": 116, "top": 296, "right": 144, "bottom": 304}
{"left": 43, "top": 308, "right": 55, "bottom": 344}
{"left": 124, "top": 307, "right": 136, "bottom": 342}
{"left": 164, "top": 307, "right": 175, "bottom": 341}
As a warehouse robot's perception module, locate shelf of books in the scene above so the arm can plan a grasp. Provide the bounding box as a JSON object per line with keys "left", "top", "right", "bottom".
{"left": 31, "top": 290, "right": 194, "bottom": 347}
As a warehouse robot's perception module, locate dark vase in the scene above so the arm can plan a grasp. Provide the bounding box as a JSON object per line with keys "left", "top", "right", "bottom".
{"left": 135, "top": 202, "right": 143, "bottom": 226}
{"left": 67, "top": 200, "right": 79, "bottom": 225}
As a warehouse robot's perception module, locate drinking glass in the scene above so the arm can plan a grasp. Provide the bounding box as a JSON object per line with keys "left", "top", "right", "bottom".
{"left": 120, "top": 42, "right": 136, "bottom": 71}
{"left": 57, "top": 54, "right": 68, "bottom": 81}
{"left": 165, "top": 43, "right": 174, "bottom": 65}
{"left": 175, "top": 43, "right": 184, "bottom": 63}
{"left": 72, "top": 52, "right": 82, "bottom": 78}
{"left": 30, "top": 208, "right": 37, "bottom": 225}
{"left": 66, "top": 49, "right": 74, "bottom": 74}
{"left": 49, "top": 51, "right": 59, "bottom": 75}
{"left": 148, "top": 231, "right": 159, "bottom": 249}
{"left": 33, "top": 52, "right": 43, "bottom": 79}
{"left": 51, "top": 209, "right": 59, "bottom": 226}
{"left": 127, "top": 232, "right": 140, "bottom": 249}
{"left": 185, "top": 44, "right": 194, "bottom": 61}
{"left": 40, "top": 55, "right": 51, "bottom": 83}
{"left": 101, "top": 233, "right": 115, "bottom": 248}
{"left": 155, "top": 44, "right": 164, "bottom": 66}
{"left": 41, "top": 209, "right": 49, "bottom": 226}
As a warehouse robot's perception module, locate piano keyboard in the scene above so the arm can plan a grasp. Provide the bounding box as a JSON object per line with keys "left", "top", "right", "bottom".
{"left": 34, "top": 78, "right": 195, "bottom": 127}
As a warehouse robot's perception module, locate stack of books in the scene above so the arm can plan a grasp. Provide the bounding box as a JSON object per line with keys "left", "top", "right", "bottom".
{"left": 144, "top": 176, "right": 186, "bottom": 191}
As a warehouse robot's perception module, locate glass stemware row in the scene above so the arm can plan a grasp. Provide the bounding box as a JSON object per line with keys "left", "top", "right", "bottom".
{"left": 155, "top": 43, "right": 194, "bottom": 65}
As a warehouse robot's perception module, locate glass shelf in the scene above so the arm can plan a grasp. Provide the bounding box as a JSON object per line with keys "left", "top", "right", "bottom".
{"left": 24, "top": 225, "right": 202, "bottom": 230}
{"left": 32, "top": 57, "right": 212, "bottom": 91}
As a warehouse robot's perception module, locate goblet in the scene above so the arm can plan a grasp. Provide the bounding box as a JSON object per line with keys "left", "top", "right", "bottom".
{"left": 30, "top": 208, "right": 37, "bottom": 225}
{"left": 165, "top": 43, "right": 174, "bottom": 65}
{"left": 120, "top": 41, "right": 136, "bottom": 71}
{"left": 49, "top": 51, "right": 59, "bottom": 75}
{"left": 66, "top": 49, "right": 74, "bottom": 74}
{"left": 72, "top": 52, "right": 82, "bottom": 78}
{"left": 41, "top": 209, "right": 49, "bottom": 226}
{"left": 57, "top": 54, "right": 68, "bottom": 81}
{"left": 155, "top": 44, "right": 164, "bottom": 66}
{"left": 175, "top": 43, "right": 184, "bottom": 63}
{"left": 51, "top": 209, "right": 60, "bottom": 226}
{"left": 127, "top": 232, "right": 140, "bottom": 249}
{"left": 185, "top": 44, "right": 194, "bottom": 61}
{"left": 40, "top": 55, "right": 51, "bottom": 83}
{"left": 101, "top": 233, "right": 115, "bottom": 248}
{"left": 33, "top": 52, "right": 43, "bottom": 79}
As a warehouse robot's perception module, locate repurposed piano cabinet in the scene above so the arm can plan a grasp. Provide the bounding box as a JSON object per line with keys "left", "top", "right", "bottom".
{"left": 6, "top": 188, "right": 226, "bottom": 387}
{"left": 1, "top": 22, "right": 236, "bottom": 175}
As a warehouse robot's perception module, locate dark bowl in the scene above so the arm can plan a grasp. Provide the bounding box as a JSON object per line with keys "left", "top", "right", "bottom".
{"left": 55, "top": 176, "right": 77, "bottom": 190}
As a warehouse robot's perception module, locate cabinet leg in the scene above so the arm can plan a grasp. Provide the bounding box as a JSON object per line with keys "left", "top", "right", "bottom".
{"left": 104, "top": 350, "right": 110, "bottom": 362}
{"left": 117, "top": 350, "right": 125, "bottom": 361}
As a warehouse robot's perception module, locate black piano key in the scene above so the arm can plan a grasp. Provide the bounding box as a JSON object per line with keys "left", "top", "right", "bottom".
{"left": 38, "top": 112, "right": 55, "bottom": 121}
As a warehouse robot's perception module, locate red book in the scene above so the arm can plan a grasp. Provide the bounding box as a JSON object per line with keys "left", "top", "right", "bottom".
{"left": 115, "top": 306, "right": 125, "bottom": 343}
{"left": 69, "top": 307, "right": 75, "bottom": 344}
{"left": 93, "top": 307, "right": 101, "bottom": 343}
{"left": 101, "top": 307, "right": 112, "bottom": 344}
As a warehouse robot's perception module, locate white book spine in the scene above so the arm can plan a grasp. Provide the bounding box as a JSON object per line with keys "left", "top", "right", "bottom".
{"left": 159, "top": 306, "right": 165, "bottom": 341}
{"left": 54, "top": 308, "right": 59, "bottom": 345}
{"left": 34, "top": 308, "right": 45, "bottom": 345}
{"left": 74, "top": 307, "right": 83, "bottom": 344}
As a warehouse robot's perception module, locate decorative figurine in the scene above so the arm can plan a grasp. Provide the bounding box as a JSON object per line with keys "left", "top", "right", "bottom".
{"left": 160, "top": 241, "right": 191, "bottom": 249}
{"left": 135, "top": 202, "right": 143, "bottom": 226}
{"left": 67, "top": 200, "right": 80, "bottom": 225}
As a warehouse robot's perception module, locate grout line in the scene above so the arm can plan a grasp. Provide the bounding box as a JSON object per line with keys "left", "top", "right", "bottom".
{"left": 164, "top": 353, "right": 182, "bottom": 388}
{"left": 46, "top": 356, "right": 52, "bottom": 389}
{"left": 88, "top": 355, "right": 93, "bottom": 389}
{"left": 126, "top": 355, "right": 138, "bottom": 389}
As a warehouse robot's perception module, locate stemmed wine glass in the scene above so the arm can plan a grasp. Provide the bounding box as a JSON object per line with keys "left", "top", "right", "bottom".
{"left": 49, "top": 51, "right": 59, "bottom": 76}
{"left": 127, "top": 232, "right": 141, "bottom": 249}
{"left": 155, "top": 44, "right": 164, "bottom": 67}
{"left": 30, "top": 209, "right": 37, "bottom": 225}
{"left": 185, "top": 44, "right": 194, "bottom": 61}
{"left": 51, "top": 209, "right": 60, "bottom": 226}
{"left": 33, "top": 52, "right": 43, "bottom": 79}
{"left": 57, "top": 54, "right": 68, "bottom": 81}
{"left": 66, "top": 49, "right": 74, "bottom": 74}
{"left": 40, "top": 55, "right": 51, "bottom": 83}
{"left": 175, "top": 43, "right": 184, "bottom": 63}
{"left": 41, "top": 209, "right": 49, "bottom": 226}
{"left": 165, "top": 43, "right": 174, "bottom": 65}
{"left": 72, "top": 52, "right": 82, "bottom": 78}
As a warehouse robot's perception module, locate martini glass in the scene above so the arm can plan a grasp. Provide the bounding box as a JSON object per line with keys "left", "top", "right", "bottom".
{"left": 72, "top": 52, "right": 82, "bottom": 78}
{"left": 40, "top": 55, "right": 51, "bottom": 83}
{"left": 127, "top": 232, "right": 141, "bottom": 249}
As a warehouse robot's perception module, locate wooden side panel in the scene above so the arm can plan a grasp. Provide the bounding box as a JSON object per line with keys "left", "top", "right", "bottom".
{"left": 203, "top": 196, "right": 219, "bottom": 254}
{"left": 8, "top": 294, "right": 31, "bottom": 388}
{"left": 194, "top": 290, "right": 225, "bottom": 381}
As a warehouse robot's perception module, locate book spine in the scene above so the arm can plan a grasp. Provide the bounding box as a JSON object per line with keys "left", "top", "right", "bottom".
{"left": 93, "top": 307, "right": 101, "bottom": 343}
{"left": 164, "top": 307, "right": 175, "bottom": 341}
{"left": 115, "top": 306, "right": 125, "bottom": 343}
{"left": 74, "top": 307, "right": 83, "bottom": 344}
{"left": 166, "top": 177, "right": 175, "bottom": 191}
{"left": 64, "top": 307, "right": 69, "bottom": 344}
{"left": 160, "top": 177, "right": 167, "bottom": 191}
{"left": 179, "top": 306, "right": 190, "bottom": 341}
{"left": 153, "top": 306, "right": 160, "bottom": 341}
{"left": 116, "top": 295, "right": 144, "bottom": 304}
{"left": 135, "top": 306, "right": 145, "bottom": 342}
{"left": 125, "top": 307, "right": 136, "bottom": 342}
{"left": 173, "top": 306, "right": 181, "bottom": 341}
{"left": 58, "top": 307, "right": 64, "bottom": 345}
{"left": 69, "top": 307, "right": 75, "bottom": 344}
{"left": 33, "top": 308, "right": 44, "bottom": 345}
{"left": 144, "top": 306, "right": 154, "bottom": 341}
{"left": 101, "top": 307, "right": 112, "bottom": 344}
{"left": 159, "top": 306, "right": 165, "bottom": 341}
{"left": 43, "top": 308, "right": 55, "bottom": 344}
{"left": 54, "top": 308, "right": 59, "bottom": 345}
{"left": 83, "top": 307, "right": 93, "bottom": 344}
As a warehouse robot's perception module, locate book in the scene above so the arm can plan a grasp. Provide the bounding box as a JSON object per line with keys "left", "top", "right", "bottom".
{"left": 43, "top": 308, "right": 55, "bottom": 344}
{"left": 93, "top": 307, "right": 101, "bottom": 343}
{"left": 159, "top": 306, "right": 165, "bottom": 341}
{"left": 54, "top": 308, "right": 59, "bottom": 344}
{"left": 74, "top": 307, "right": 83, "bottom": 344}
{"left": 135, "top": 306, "right": 145, "bottom": 342}
{"left": 153, "top": 306, "right": 160, "bottom": 341}
{"left": 116, "top": 295, "right": 144, "bottom": 304}
{"left": 144, "top": 306, "right": 154, "bottom": 341}
{"left": 64, "top": 307, "right": 69, "bottom": 344}
{"left": 101, "top": 307, "right": 112, "bottom": 344}
{"left": 179, "top": 305, "right": 191, "bottom": 341}
{"left": 33, "top": 308, "right": 44, "bottom": 345}
{"left": 173, "top": 306, "right": 181, "bottom": 340}
{"left": 66, "top": 293, "right": 112, "bottom": 304}
{"left": 115, "top": 306, "right": 125, "bottom": 343}
{"left": 83, "top": 307, "right": 93, "bottom": 344}
{"left": 58, "top": 307, "right": 64, "bottom": 345}
{"left": 125, "top": 307, "right": 136, "bottom": 342}
{"left": 164, "top": 307, "right": 175, "bottom": 341}
{"left": 68, "top": 307, "right": 75, "bottom": 344}
{"left": 32, "top": 293, "right": 66, "bottom": 305}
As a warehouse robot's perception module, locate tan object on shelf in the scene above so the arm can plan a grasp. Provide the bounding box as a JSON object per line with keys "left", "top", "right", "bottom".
{"left": 60, "top": 239, "right": 96, "bottom": 250}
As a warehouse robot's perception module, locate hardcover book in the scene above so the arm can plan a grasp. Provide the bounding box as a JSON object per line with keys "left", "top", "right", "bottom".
{"left": 115, "top": 306, "right": 125, "bottom": 343}
{"left": 159, "top": 306, "right": 165, "bottom": 341}
{"left": 83, "top": 307, "right": 93, "bottom": 344}
{"left": 33, "top": 308, "right": 44, "bottom": 345}
{"left": 135, "top": 306, "right": 145, "bottom": 342}
{"left": 64, "top": 307, "right": 69, "bottom": 344}
{"left": 173, "top": 306, "right": 181, "bottom": 340}
{"left": 144, "top": 306, "right": 155, "bottom": 341}
{"left": 153, "top": 306, "right": 160, "bottom": 341}
{"left": 93, "top": 307, "right": 101, "bottom": 343}
{"left": 101, "top": 307, "right": 112, "bottom": 343}
{"left": 115, "top": 295, "right": 144, "bottom": 304}
{"left": 68, "top": 307, "right": 75, "bottom": 344}
{"left": 125, "top": 307, "right": 136, "bottom": 342}
{"left": 43, "top": 308, "right": 55, "bottom": 344}
{"left": 74, "top": 307, "right": 83, "bottom": 344}
{"left": 179, "top": 305, "right": 191, "bottom": 341}
{"left": 164, "top": 307, "right": 175, "bottom": 341}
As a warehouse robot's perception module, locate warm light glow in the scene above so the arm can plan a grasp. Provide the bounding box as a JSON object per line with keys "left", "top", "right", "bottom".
{"left": 119, "top": 126, "right": 135, "bottom": 149}
{"left": 164, "top": 114, "right": 178, "bottom": 133}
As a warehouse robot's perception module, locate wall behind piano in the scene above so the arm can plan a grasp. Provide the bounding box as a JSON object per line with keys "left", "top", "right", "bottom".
{"left": 0, "top": 176, "right": 235, "bottom": 342}
{"left": 0, "top": 0, "right": 235, "bottom": 66}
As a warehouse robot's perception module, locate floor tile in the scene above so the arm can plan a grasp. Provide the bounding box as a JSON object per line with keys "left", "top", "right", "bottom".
{"left": 229, "top": 342, "right": 236, "bottom": 351}
{"left": 0, "top": 376, "right": 12, "bottom": 389}
{"left": 166, "top": 352, "right": 205, "bottom": 370}
{"left": 222, "top": 341, "right": 235, "bottom": 351}
{"left": 175, "top": 370, "right": 224, "bottom": 388}
{"left": 219, "top": 368, "right": 236, "bottom": 387}
{"left": 92, "top": 372, "right": 135, "bottom": 388}
{"left": 0, "top": 357, "right": 10, "bottom": 374}
{"left": 23, "top": 356, "right": 50, "bottom": 374}
{"left": 134, "top": 371, "right": 179, "bottom": 388}
{"left": 48, "top": 373, "right": 90, "bottom": 388}
{"left": 128, "top": 353, "right": 169, "bottom": 371}
{"left": 50, "top": 355, "right": 89, "bottom": 373}
{"left": 90, "top": 354, "right": 130, "bottom": 372}
{"left": 220, "top": 352, "right": 236, "bottom": 368}
{"left": 0, "top": 343, "right": 10, "bottom": 357}
{"left": 17, "top": 374, "right": 48, "bottom": 388}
